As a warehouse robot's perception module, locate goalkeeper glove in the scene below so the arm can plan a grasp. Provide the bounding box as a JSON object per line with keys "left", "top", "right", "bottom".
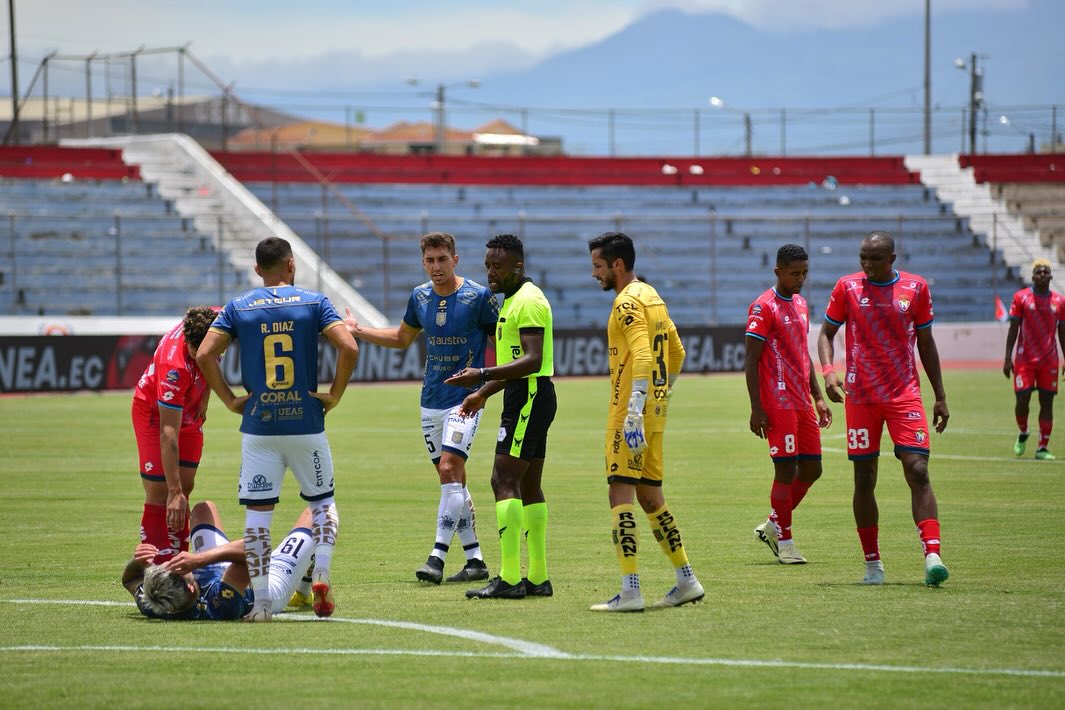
{"left": 623, "top": 390, "right": 647, "bottom": 454}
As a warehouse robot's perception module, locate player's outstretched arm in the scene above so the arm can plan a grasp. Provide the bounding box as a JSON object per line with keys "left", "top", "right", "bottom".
{"left": 196, "top": 331, "right": 248, "bottom": 414}
{"left": 817, "top": 321, "right": 846, "bottom": 404}
{"left": 1003, "top": 319, "right": 1020, "bottom": 378}
{"left": 163, "top": 539, "right": 245, "bottom": 576}
{"left": 916, "top": 328, "right": 949, "bottom": 433}
{"left": 157, "top": 405, "right": 188, "bottom": 532}
{"left": 344, "top": 307, "right": 419, "bottom": 349}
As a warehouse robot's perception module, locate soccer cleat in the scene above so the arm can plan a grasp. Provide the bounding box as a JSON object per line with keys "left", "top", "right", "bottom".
{"left": 243, "top": 600, "right": 272, "bottom": 623}
{"left": 415, "top": 555, "right": 445, "bottom": 585}
{"left": 1014, "top": 435, "right": 1028, "bottom": 457}
{"left": 312, "top": 580, "right": 335, "bottom": 618}
{"left": 651, "top": 580, "right": 704, "bottom": 609}
{"left": 862, "top": 560, "right": 885, "bottom": 585}
{"left": 1035, "top": 448, "right": 1056, "bottom": 461}
{"left": 522, "top": 578, "right": 554, "bottom": 597}
{"left": 777, "top": 543, "right": 808, "bottom": 565}
{"left": 287, "top": 589, "right": 312, "bottom": 610}
{"left": 590, "top": 591, "right": 645, "bottom": 612}
{"left": 924, "top": 553, "right": 949, "bottom": 587}
{"left": 445, "top": 558, "right": 489, "bottom": 583}
{"left": 754, "top": 520, "right": 779, "bottom": 558}
{"left": 465, "top": 576, "right": 527, "bottom": 599}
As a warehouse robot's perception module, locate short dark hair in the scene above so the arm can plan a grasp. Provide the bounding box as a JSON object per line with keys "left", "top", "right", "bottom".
{"left": 588, "top": 232, "right": 636, "bottom": 271}
{"left": 420, "top": 232, "right": 456, "bottom": 255}
{"left": 255, "top": 237, "right": 293, "bottom": 271}
{"left": 486, "top": 234, "right": 523, "bottom": 259}
{"left": 863, "top": 230, "right": 895, "bottom": 252}
{"left": 183, "top": 305, "right": 218, "bottom": 350}
{"left": 776, "top": 244, "right": 809, "bottom": 266}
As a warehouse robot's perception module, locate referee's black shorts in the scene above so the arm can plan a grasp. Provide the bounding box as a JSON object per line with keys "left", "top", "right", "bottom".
{"left": 496, "top": 376, "right": 556, "bottom": 461}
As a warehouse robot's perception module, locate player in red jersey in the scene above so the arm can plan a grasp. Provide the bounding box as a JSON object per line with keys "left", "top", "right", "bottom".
{"left": 745, "top": 244, "right": 832, "bottom": 565}
{"left": 817, "top": 231, "right": 949, "bottom": 587}
{"left": 1003, "top": 259, "right": 1065, "bottom": 460}
{"left": 131, "top": 306, "right": 218, "bottom": 563}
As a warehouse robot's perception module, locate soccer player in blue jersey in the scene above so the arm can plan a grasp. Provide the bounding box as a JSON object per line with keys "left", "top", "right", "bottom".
{"left": 122, "top": 500, "right": 317, "bottom": 621}
{"left": 196, "top": 237, "right": 359, "bottom": 622}
{"left": 343, "top": 232, "right": 499, "bottom": 584}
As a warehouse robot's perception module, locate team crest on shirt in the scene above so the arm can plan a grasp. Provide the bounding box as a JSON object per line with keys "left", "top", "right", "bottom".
{"left": 752, "top": 304, "right": 763, "bottom": 314}
{"left": 436, "top": 299, "right": 447, "bottom": 326}
{"left": 897, "top": 298, "right": 911, "bottom": 312}
{"left": 166, "top": 369, "right": 180, "bottom": 384}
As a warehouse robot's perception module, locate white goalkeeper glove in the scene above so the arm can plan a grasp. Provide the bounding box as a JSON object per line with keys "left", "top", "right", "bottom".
{"left": 623, "top": 389, "right": 647, "bottom": 454}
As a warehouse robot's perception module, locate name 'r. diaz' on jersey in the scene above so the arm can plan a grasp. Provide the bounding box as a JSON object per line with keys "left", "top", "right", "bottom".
{"left": 403, "top": 278, "right": 499, "bottom": 409}
{"left": 209, "top": 285, "right": 344, "bottom": 436}
{"left": 745, "top": 287, "right": 811, "bottom": 410}
{"left": 824, "top": 269, "right": 933, "bottom": 404}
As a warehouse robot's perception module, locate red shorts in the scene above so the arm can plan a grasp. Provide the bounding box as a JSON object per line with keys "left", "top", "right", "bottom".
{"left": 1013, "top": 363, "right": 1059, "bottom": 394}
{"left": 844, "top": 396, "right": 929, "bottom": 460}
{"left": 765, "top": 407, "right": 822, "bottom": 461}
{"left": 131, "top": 401, "right": 204, "bottom": 481}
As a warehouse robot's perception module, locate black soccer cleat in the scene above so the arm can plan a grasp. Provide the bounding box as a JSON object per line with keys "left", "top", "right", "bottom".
{"left": 415, "top": 555, "right": 444, "bottom": 585}
{"left": 445, "top": 558, "right": 489, "bottom": 583}
{"left": 465, "top": 576, "right": 527, "bottom": 599}
{"left": 522, "top": 578, "right": 554, "bottom": 597}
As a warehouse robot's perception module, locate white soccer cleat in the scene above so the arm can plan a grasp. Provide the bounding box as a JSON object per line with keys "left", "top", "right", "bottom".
{"left": 243, "top": 600, "right": 273, "bottom": 622}
{"left": 754, "top": 520, "right": 779, "bottom": 558}
{"left": 777, "top": 542, "right": 807, "bottom": 565}
{"left": 862, "top": 560, "right": 885, "bottom": 585}
{"left": 651, "top": 580, "right": 705, "bottom": 608}
{"left": 924, "top": 553, "right": 949, "bottom": 587}
{"left": 590, "top": 591, "right": 645, "bottom": 613}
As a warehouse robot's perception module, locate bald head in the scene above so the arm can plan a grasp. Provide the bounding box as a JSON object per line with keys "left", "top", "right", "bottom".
{"left": 862, "top": 230, "right": 895, "bottom": 254}
{"left": 858, "top": 230, "right": 897, "bottom": 282}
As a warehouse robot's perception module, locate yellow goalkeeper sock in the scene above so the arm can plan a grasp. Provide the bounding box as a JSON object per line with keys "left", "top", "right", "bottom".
{"left": 611, "top": 504, "right": 640, "bottom": 576}
{"left": 647, "top": 504, "right": 690, "bottom": 569}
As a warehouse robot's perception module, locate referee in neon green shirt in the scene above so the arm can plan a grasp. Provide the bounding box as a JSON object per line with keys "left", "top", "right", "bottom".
{"left": 446, "top": 234, "right": 556, "bottom": 599}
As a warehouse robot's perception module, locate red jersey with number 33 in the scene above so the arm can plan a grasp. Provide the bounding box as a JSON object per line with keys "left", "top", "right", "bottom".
{"left": 824, "top": 270, "right": 933, "bottom": 404}
{"left": 746, "top": 288, "right": 811, "bottom": 410}
{"left": 1008, "top": 287, "right": 1065, "bottom": 369}
{"left": 132, "top": 321, "right": 207, "bottom": 428}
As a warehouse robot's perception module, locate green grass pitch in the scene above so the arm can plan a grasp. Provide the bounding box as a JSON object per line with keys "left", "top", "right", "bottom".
{"left": 1, "top": 369, "right": 1063, "bottom": 707}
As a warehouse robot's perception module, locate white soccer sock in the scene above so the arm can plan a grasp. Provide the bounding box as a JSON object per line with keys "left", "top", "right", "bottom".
{"left": 674, "top": 563, "right": 696, "bottom": 586}
{"left": 244, "top": 508, "right": 274, "bottom": 600}
{"left": 456, "top": 485, "right": 483, "bottom": 561}
{"left": 621, "top": 573, "right": 641, "bottom": 594}
{"left": 432, "top": 482, "right": 464, "bottom": 561}
{"left": 311, "top": 499, "right": 339, "bottom": 582}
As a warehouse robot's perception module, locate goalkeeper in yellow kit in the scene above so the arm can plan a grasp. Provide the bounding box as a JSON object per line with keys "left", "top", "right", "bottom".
{"left": 587, "top": 232, "right": 705, "bottom": 612}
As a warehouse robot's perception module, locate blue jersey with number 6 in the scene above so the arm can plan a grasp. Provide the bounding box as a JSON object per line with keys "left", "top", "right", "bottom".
{"left": 210, "top": 285, "right": 344, "bottom": 435}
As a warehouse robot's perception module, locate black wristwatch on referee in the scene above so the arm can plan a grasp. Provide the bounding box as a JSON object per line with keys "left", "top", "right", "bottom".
{"left": 479, "top": 367, "right": 491, "bottom": 385}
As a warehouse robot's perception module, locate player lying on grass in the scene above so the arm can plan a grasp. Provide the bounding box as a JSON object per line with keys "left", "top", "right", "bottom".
{"left": 121, "top": 500, "right": 316, "bottom": 621}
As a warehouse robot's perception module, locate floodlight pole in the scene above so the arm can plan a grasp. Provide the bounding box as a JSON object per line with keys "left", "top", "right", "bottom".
{"left": 923, "top": 0, "right": 931, "bottom": 154}
{"left": 7, "top": 0, "right": 18, "bottom": 144}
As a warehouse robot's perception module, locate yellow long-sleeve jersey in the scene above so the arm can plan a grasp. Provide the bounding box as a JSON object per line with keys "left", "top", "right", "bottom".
{"left": 606, "top": 280, "right": 685, "bottom": 432}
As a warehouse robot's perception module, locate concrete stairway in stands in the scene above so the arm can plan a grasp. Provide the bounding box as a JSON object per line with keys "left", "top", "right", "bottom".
{"left": 906, "top": 153, "right": 1059, "bottom": 286}
{"left": 63, "top": 134, "right": 388, "bottom": 326}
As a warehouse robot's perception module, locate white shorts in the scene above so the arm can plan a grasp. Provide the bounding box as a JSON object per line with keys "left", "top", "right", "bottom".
{"left": 421, "top": 405, "right": 482, "bottom": 462}
{"left": 239, "top": 432, "right": 335, "bottom": 506}
{"left": 267, "top": 524, "right": 315, "bottom": 614}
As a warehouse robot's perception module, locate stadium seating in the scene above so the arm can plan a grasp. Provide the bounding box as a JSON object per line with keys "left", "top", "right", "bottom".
{"left": 0, "top": 177, "right": 247, "bottom": 316}
{"left": 245, "top": 180, "right": 1017, "bottom": 326}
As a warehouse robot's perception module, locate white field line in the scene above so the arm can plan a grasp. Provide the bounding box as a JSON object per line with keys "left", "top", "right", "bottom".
{"left": 2, "top": 599, "right": 1064, "bottom": 679}
{"left": 1, "top": 644, "right": 1063, "bottom": 679}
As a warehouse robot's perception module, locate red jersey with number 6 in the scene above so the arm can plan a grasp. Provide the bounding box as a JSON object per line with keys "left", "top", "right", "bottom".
{"left": 824, "top": 270, "right": 933, "bottom": 404}
{"left": 131, "top": 321, "right": 208, "bottom": 429}
{"left": 746, "top": 287, "right": 811, "bottom": 410}
{"left": 1009, "top": 287, "right": 1065, "bottom": 369}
